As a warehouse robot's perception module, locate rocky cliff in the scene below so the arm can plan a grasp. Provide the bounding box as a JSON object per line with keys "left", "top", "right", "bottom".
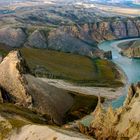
{"left": 120, "top": 40, "right": 140, "bottom": 58}
{"left": 0, "top": 18, "right": 140, "bottom": 59}
{"left": 0, "top": 51, "right": 32, "bottom": 107}
{"left": 78, "top": 83, "right": 140, "bottom": 140}
{"left": 25, "top": 18, "right": 140, "bottom": 58}
{"left": 64, "top": 18, "right": 140, "bottom": 43}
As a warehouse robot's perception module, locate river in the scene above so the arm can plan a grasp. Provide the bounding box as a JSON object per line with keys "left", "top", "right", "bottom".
{"left": 98, "top": 38, "right": 140, "bottom": 108}
{"left": 0, "top": 10, "right": 15, "bottom": 15}
{"left": 80, "top": 38, "right": 140, "bottom": 126}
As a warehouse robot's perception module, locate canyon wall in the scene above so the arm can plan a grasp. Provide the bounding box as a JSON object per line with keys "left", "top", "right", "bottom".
{"left": 65, "top": 18, "right": 140, "bottom": 44}
{"left": 0, "top": 18, "right": 140, "bottom": 59}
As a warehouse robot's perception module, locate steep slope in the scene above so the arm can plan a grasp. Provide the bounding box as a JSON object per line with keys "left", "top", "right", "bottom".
{"left": 79, "top": 83, "right": 140, "bottom": 140}
{"left": 20, "top": 47, "right": 123, "bottom": 87}
{"left": 0, "top": 50, "right": 98, "bottom": 125}
{"left": 0, "top": 51, "right": 32, "bottom": 107}
{"left": 0, "top": 104, "right": 95, "bottom": 140}
{"left": 64, "top": 18, "right": 140, "bottom": 43}
{"left": 120, "top": 40, "right": 140, "bottom": 58}
{"left": 27, "top": 28, "right": 107, "bottom": 58}
{"left": 0, "top": 18, "right": 140, "bottom": 59}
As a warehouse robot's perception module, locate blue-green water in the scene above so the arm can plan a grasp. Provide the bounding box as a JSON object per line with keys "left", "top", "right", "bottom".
{"left": 98, "top": 38, "right": 140, "bottom": 108}
{"left": 80, "top": 38, "right": 140, "bottom": 126}
{"left": 0, "top": 10, "right": 15, "bottom": 15}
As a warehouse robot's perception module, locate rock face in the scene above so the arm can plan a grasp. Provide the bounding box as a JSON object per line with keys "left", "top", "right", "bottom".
{"left": 0, "top": 18, "right": 140, "bottom": 59}
{"left": 111, "top": 20, "right": 127, "bottom": 38}
{"left": 120, "top": 40, "right": 140, "bottom": 58}
{"left": 47, "top": 28, "right": 99, "bottom": 58}
{"left": 89, "top": 83, "right": 140, "bottom": 140}
{"left": 28, "top": 30, "right": 48, "bottom": 48}
{"left": 0, "top": 27, "right": 27, "bottom": 47}
{"left": 62, "top": 18, "right": 140, "bottom": 43}
{"left": 127, "top": 20, "right": 139, "bottom": 37}
{"left": 28, "top": 28, "right": 108, "bottom": 58}
{"left": 0, "top": 51, "right": 32, "bottom": 107}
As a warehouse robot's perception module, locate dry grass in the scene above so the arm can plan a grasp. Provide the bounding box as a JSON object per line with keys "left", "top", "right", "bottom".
{"left": 20, "top": 47, "right": 123, "bottom": 87}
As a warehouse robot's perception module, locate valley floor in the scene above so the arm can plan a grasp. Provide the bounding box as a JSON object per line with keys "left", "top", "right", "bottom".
{"left": 39, "top": 76, "right": 126, "bottom": 100}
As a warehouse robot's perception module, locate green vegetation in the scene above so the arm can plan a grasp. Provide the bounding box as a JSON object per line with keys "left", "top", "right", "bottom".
{"left": 0, "top": 103, "right": 49, "bottom": 139}
{"left": 21, "top": 47, "right": 123, "bottom": 87}
{"left": 27, "top": 26, "right": 54, "bottom": 36}
{"left": 0, "top": 43, "right": 10, "bottom": 56}
{"left": 0, "top": 103, "right": 48, "bottom": 125}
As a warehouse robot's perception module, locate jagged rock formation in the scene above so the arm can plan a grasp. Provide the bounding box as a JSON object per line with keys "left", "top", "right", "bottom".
{"left": 88, "top": 83, "right": 140, "bottom": 140}
{"left": 27, "top": 18, "right": 140, "bottom": 58}
{"left": 29, "top": 28, "right": 97, "bottom": 57}
{"left": 0, "top": 50, "right": 98, "bottom": 125}
{"left": 0, "top": 51, "right": 32, "bottom": 107}
{"left": 0, "top": 27, "right": 27, "bottom": 47}
{"left": 47, "top": 28, "right": 100, "bottom": 58}
{"left": 120, "top": 40, "right": 140, "bottom": 58}
{"left": 28, "top": 30, "right": 48, "bottom": 48}
{"left": 27, "top": 28, "right": 110, "bottom": 58}
{"left": 29, "top": 28, "right": 96, "bottom": 57}
{"left": 0, "top": 18, "right": 140, "bottom": 59}
{"left": 64, "top": 18, "right": 140, "bottom": 43}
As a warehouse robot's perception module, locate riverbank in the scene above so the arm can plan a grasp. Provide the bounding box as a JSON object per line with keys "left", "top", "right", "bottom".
{"left": 76, "top": 38, "right": 140, "bottom": 127}
{"left": 39, "top": 77, "right": 125, "bottom": 100}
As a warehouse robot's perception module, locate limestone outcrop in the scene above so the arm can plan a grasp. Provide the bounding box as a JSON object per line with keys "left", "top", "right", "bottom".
{"left": 0, "top": 104, "right": 95, "bottom": 140}
{"left": 0, "top": 51, "right": 32, "bottom": 107}
{"left": 86, "top": 83, "right": 140, "bottom": 140}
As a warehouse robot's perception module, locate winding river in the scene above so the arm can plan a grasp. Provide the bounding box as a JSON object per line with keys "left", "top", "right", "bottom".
{"left": 98, "top": 38, "right": 140, "bottom": 108}
{"left": 80, "top": 38, "right": 140, "bottom": 126}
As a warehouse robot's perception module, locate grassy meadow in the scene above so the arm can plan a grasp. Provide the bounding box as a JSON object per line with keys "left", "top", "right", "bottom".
{"left": 20, "top": 47, "right": 123, "bottom": 87}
